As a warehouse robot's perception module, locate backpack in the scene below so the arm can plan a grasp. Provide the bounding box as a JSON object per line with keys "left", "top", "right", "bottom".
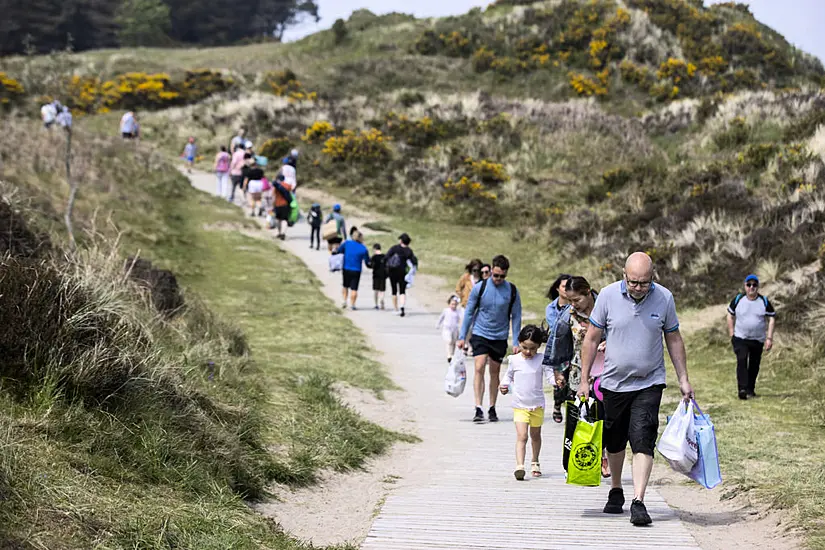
{"left": 387, "top": 250, "right": 404, "bottom": 269}
{"left": 730, "top": 293, "right": 770, "bottom": 310}
{"left": 473, "top": 279, "right": 518, "bottom": 319}
{"left": 216, "top": 153, "right": 230, "bottom": 172}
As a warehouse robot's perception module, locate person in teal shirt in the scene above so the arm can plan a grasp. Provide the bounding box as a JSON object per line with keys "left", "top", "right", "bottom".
{"left": 333, "top": 231, "right": 371, "bottom": 310}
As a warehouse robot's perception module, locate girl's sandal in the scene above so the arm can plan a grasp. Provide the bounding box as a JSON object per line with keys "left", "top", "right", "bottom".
{"left": 514, "top": 465, "right": 526, "bottom": 481}
{"left": 552, "top": 408, "right": 563, "bottom": 423}
{"left": 531, "top": 462, "right": 542, "bottom": 477}
{"left": 601, "top": 457, "right": 611, "bottom": 479}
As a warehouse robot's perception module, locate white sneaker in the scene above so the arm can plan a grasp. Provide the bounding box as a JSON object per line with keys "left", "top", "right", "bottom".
{"left": 342, "top": 302, "right": 348, "bottom": 309}
{"left": 392, "top": 310, "right": 401, "bottom": 316}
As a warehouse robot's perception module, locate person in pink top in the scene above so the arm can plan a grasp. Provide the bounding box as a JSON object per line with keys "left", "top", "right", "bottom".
{"left": 214, "top": 145, "right": 231, "bottom": 199}
{"left": 565, "top": 275, "right": 610, "bottom": 478}
{"left": 229, "top": 144, "right": 247, "bottom": 202}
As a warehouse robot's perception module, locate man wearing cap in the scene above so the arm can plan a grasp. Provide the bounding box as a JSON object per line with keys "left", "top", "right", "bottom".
{"left": 727, "top": 274, "right": 776, "bottom": 400}
{"left": 578, "top": 252, "right": 693, "bottom": 526}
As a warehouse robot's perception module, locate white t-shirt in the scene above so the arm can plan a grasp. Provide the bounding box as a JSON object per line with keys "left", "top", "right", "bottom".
{"left": 501, "top": 354, "right": 549, "bottom": 410}
{"left": 282, "top": 164, "right": 297, "bottom": 187}
{"left": 41, "top": 104, "right": 57, "bottom": 124}
{"left": 120, "top": 113, "right": 137, "bottom": 134}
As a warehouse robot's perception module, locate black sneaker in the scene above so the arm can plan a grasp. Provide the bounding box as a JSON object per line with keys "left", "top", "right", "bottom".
{"left": 738, "top": 390, "right": 748, "bottom": 400}
{"left": 488, "top": 406, "right": 498, "bottom": 422}
{"left": 603, "top": 487, "right": 625, "bottom": 514}
{"left": 473, "top": 407, "right": 484, "bottom": 422}
{"left": 630, "top": 499, "right": 652, "bottom": 526}
{"left": 400, "top": 308, "right": 406, "bottom": 317}
{"left": 747, "top": 390, "right": 757, "bottom": 398}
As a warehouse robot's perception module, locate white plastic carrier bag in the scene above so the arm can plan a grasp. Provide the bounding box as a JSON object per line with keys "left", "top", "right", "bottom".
{"left": 444, "top": 348, "right": 467, "bottom": 398}
{"left": 657, "top": 399, "right": 698, "bottom": 474}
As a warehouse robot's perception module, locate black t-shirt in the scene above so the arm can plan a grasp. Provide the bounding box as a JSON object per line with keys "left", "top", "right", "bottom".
{"left": 371, "top": 253, "right": 386, "bottom": 279}
{"left": 243, "top": 167, "right": 264, "bottom": 181}
{"left": 385, "top": 245, "right": 417, "bottom": 271}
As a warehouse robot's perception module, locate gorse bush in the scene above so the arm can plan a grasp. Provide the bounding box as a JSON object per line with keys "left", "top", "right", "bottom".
{"left": 441, "top": 176, "right": 499, "bottom": 223}
{"left": 0, "top": 72, "right": 25, "bottom": 108}
{"left": 62, "top": 70, "right": 235, "bottom": 114}
{"left": 264, "top": 69, "right": 318, "bottom": 102}
{"left": 259, "top": 136, "right": 294, "bottom": 161}
{"left": 322, "top": 128, "right": 392, "bottom": 164}
{"left": 302, "top": 120, "right": 335, "bottom": 144}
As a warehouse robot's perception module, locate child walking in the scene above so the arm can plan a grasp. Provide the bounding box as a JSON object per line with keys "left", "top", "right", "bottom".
{"left": 182, "top": 137, "right": 197, "bottom": 173}
{"left": 370, "top": 244, "right": 387, "bottom": 309}
{"left": 308, "top": 203, "right": 322, "bottom": 250}
{"left": 436, "top": 295, "right": 462, "bottom": 364}
{"left": 500, "top": 325, "right": 550, "bottom": 480}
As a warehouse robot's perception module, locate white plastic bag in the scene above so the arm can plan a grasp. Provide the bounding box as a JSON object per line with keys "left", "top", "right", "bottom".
{"left": 328, "top": 253, "right": 344, "bottom": 272}
{"left": 657, "top": 400, "right": 698, "bottom": 473}
{"left": 444, "top": 348, "right": 467, "bottom": 398}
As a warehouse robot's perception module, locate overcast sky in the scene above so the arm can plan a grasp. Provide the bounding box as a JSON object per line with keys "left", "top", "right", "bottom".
{"left": 283, "top": 0, "right": 825, "bottom": 63}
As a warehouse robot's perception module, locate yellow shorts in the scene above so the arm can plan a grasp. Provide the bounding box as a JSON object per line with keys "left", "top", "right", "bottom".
{"left": 513, "top": 407, "right": 545, "bottom": 427}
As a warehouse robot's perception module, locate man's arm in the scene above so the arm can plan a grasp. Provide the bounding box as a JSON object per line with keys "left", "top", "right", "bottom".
{"left": 766, "top": 317, "right": 776, "bottom": 350}
{"left": 458, "top": 286, "right": 478, "bottom": 343}
{"left": 510, "top": 291, "right": 522, "bottom": 353}
{"left": 727, "top": 312, "right": 735, "bottom": 338}
{"left": 665, "top": 330, "right": 694, "bottom": 401}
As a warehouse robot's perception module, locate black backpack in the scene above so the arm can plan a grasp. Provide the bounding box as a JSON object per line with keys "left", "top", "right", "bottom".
{"left": 387, "top": 250, "right": 404, "bottom": 269}
{"left": 473, "top": 278, "right": 518, "bottom": 319}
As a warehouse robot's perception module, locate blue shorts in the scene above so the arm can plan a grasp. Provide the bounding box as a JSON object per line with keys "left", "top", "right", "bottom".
{"left": 186, "top": 156, "right": 194, "bottom": 163}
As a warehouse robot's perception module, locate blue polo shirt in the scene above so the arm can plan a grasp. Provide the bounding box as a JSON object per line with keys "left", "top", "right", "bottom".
{"left": 589, "top": 280, "right": 680, "bottom": 392}
{"left": 336, "top": 240, "right": 370, "bottom": 272}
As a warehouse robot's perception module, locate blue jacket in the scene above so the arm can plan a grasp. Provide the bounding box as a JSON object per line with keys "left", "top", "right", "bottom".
{"left": 336, "top": 240, "right": 370, "bottom": 272}
{"left": 459, "top": 280, "right": 522, "bottom": 342}
{"left": 542, "top": 298, "right": 573, "bottom": 371}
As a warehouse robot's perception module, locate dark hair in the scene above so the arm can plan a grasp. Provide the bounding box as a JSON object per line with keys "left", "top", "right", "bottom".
{"left": 565, "top": 276, "right": 592, "bottom": 295}
{"left": 481, "top": 263, "right": 491, "bottom": 271}
{"left": 373, "top": 243, "right": 381, "bottom": 250}
{"left": 244, "top": 152, "right": 252, "bottom": 159}
{"left": 492, "top": 255, "right": 510, "bottom": 271}
{"left": 547, "top": 273, "right": 573, "bottom": 300}
{"left": 350, "top": 225, "right": 359, "bottom": 236}
{"left": 399, "top": 233, "right": 411, "bottom": 246}
{"left": 518, "top": 324, "right": 548, "bottom": 345}
{"left": 465, "top": 259, "right": 483, "bottom": 273}
{"left": 220, "top": 145, "right": 227, "bottom": 152}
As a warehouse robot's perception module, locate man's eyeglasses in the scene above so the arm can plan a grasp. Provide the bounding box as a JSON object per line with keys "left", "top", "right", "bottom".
{"left": 626, "top": 279, "right": 652, "bottom": 288}
{"left": 745, "top": 282, "right": 759, "bottom": 288}
{"left": 492, "top": 273, "right": 507, "bottom": 280}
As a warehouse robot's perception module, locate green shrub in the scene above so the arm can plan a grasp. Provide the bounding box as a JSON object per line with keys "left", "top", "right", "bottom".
{"left": 737, "top": 143, "right": 779, "bottom": 172}
{"left": 398, "top": 91, "right": 425, "bottom": 107}
{"left": 783, "top": 108, "right": 825, "bottom": 142}
{"left": 713, "top": 117, "right": 751, "bottom": 150}
{"left": 332, "top": 18, "right": 348, "bottom": 44}
{"left": 259, "top": 137, "right": 293, "bottom": 161}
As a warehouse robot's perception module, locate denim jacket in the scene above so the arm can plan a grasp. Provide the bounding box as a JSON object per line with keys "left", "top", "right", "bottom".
{"left": 542, "top": 298, "right": 573, "bottom": 372}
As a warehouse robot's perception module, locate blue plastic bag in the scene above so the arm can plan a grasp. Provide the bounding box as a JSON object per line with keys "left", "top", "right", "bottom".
{"left": 688, "top": 400, "right": 722, "bottom": 489}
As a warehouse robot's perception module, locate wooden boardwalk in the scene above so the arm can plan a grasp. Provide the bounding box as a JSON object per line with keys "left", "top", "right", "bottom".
{"left": 188, "top": 174, "right": 701, "bottom": 550}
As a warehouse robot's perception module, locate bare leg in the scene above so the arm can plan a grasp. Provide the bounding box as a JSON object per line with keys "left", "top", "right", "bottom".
{"left": 515, "top": 422, "right": 528, "bottom": 466}
{"left": 399, "top": 293, "right": 407, "bottom": 308}
{"left": 529, "top": 426, "right": 542, "bottom": 463}
{"left": 473, "top": 354, "right": 488, "bottom": 408}
{"left": 350, "top": 290, "right": 358, "bottom": 307}
{"left": 632, "top": 453, "right": 654, "bottom": 501}
{"left": 374, "top": 291, "right": 379, "bottom": 307}
{"left": 392, "top": 295, "right": 399, "bottom": 310}
{"left": 341, "top": 287, "right": 348, "bottom": 306}
{"left": 608, "top": 450, "right": 626, "bottom": 490}
{"left": 488, "top": 359, "right": 502, "bottom": 407}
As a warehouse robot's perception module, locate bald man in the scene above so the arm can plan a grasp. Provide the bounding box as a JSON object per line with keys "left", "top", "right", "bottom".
{"left": 578, "top": 252, "right": 694, "bottom": 526}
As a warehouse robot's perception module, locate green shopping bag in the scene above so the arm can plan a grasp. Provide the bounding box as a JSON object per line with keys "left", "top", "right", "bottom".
{"left": 566, "top": 408, "right": 603, "bottom": 487}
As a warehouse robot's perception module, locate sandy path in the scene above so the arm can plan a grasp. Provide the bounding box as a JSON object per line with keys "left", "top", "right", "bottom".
{"left": 187, "top": 173, "right": 801, "bottom": 549}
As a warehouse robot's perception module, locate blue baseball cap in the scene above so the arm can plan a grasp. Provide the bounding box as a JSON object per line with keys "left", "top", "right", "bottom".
{"left": 333, "top": 204, "right": 341, "bottom": 212}
{"left": 744, "top": 274, "right": 759, "bottom": 283}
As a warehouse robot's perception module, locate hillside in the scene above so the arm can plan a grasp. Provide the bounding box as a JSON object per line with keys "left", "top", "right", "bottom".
{"left": 2, "top": 0, "right": 825, "bottom": 547}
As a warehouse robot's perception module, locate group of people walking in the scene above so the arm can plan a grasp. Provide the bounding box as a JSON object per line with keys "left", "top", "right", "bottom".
{"left": 328, "top": 220, "right": 419, "bottom": 316}
{"left": 451, "top": 250, "right": 778, "bottom": 526}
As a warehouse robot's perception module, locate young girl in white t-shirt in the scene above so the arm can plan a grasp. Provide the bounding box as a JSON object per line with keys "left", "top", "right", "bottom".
{"left": 500, "top": 325, "right": 551, "bottom": 480}
{"left": 436, "top": 295, "right": 462, "bottom": 364}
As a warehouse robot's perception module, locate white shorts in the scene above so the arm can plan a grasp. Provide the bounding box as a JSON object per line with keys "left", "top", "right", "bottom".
{"left": 247, "top": 180, "right": 263, "bottom": 194}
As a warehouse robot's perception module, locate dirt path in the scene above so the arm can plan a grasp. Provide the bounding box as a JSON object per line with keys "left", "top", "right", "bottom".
{"left": 187, "top": 172, "right": 800, "bottom": 549}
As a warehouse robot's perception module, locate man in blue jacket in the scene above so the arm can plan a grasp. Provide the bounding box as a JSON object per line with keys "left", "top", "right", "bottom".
{"left": 458, "top": 255, "right": 522, "bottom": 422}
{"left": 334, "top": 231, "right": 371, "bottom": 311}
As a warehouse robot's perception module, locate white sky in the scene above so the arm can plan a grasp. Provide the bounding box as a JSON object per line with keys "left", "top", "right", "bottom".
{"left": 283, "top": 0, "right": 825, "bottom": 63}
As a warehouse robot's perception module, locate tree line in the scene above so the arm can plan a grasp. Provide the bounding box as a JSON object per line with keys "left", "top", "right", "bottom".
{"left": 0, "top": 0, "right": 320, "bottom": 55}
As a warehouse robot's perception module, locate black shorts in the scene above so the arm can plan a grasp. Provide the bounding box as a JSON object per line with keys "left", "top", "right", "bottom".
{"left": 601, "top": 384, "right": 664, "bottom": 457}
{"left": 389, "top": 269, "right": 407, "bottom": 296}
{"left": 373, "top": 276, "right": 386, "bottom": 292}
{"left": 274, "top": 205, "right": 290, "bottom": 221}
{"left": 469, "top": 335, "right": 508, "bottom": 364}
{"left": 342, "top": 269, "right": 361, "bottom": 291}
{"left": 122, "top": 132, "right": 136, "bottom": 140}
